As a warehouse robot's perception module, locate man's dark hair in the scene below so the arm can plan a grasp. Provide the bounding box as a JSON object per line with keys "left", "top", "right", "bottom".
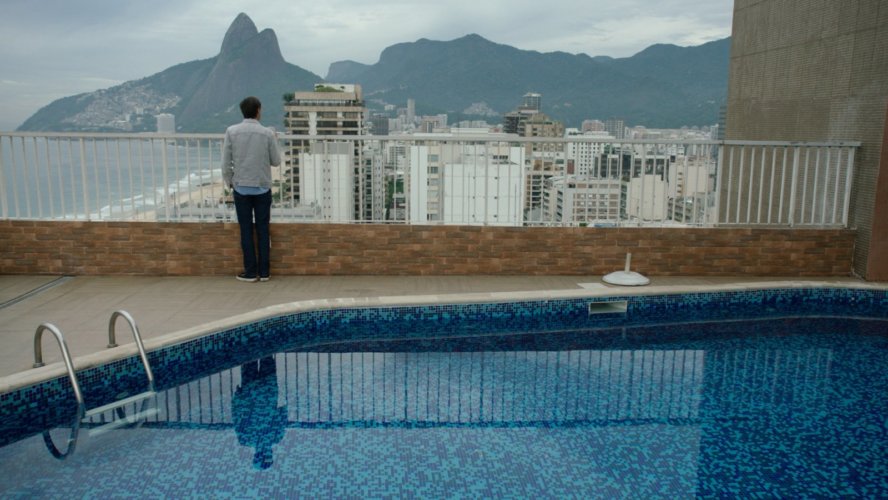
{"left": 240, "top": 96, "right": 262, "bottom": 119}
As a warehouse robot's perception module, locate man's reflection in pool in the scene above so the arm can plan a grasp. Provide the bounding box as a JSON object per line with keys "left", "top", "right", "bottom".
{"left": 233, "top": 355, "right": 287, "bottom": 470}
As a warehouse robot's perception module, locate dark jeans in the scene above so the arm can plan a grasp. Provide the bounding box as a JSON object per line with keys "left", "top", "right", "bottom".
{"left": 234, "top": 190, "right": 272, "bottom": 277}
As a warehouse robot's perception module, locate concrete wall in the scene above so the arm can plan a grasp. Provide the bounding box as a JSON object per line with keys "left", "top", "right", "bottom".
{"left": 726, "top": 0, "right": 888, "bottom": 280}
{"left": 0, "top": 221, "right": 855, "bottom": 277}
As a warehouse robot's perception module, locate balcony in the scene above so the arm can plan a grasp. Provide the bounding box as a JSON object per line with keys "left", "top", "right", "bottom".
{"left": 0, "top": 132, "right": 860, "bottom": 278}
{"left": 0, "top": 132, "right": 859, "bottom": 226}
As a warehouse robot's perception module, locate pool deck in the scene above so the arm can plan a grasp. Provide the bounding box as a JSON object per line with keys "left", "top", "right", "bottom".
{"left": 2, "top": 274, "right": 885, "bottom": 393}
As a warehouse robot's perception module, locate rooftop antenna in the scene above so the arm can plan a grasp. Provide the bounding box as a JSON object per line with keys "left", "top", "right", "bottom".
{"left": 602, "top": 252, "right": 650, "bottom": 286}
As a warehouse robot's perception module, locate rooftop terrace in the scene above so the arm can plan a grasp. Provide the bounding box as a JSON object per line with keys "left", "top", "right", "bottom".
{"left": 0, "top": 130, "right": 880, "bottom": 390}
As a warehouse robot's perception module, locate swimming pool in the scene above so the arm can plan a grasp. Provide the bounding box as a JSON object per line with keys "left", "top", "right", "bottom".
{"left": 1, "top": 287, "right": 886, "bottom": 497}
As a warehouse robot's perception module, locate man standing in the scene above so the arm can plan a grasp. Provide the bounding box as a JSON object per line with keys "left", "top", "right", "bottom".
{"left": 222, "top": 96, "right": 281, "bottom": 282}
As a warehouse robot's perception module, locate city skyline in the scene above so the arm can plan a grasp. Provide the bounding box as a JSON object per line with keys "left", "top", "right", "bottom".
{"left": 0, "top": 0, "right": 733, "bottom": 132}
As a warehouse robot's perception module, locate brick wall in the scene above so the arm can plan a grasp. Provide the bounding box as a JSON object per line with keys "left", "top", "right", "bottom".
{"left": 0, "top": 221, "right": 855, "bottom": 277}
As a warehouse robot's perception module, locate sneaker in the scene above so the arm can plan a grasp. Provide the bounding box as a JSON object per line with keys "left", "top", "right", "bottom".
{"left": 259, "top": 276, "right": 270, "bottom": 282}
{"left": 236, "top": 273, "right": 258, "bottom": 282}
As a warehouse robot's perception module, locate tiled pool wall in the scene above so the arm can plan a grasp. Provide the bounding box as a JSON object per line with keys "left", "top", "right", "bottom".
{"left": 3, "top": 287, "right": 887, "bottom": 444}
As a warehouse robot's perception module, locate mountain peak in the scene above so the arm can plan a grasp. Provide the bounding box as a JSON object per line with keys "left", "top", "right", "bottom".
{"left": 456, "top": 33, "right": 488, "bottom": 43}
{"left": 255, "top": 28, "right": 284, "bottom": 63}
{"left": 179, "top": 15, "right": 298, "bottom": 128}
{"left": 220, "top": 13, "right": 259, "bottom": 55}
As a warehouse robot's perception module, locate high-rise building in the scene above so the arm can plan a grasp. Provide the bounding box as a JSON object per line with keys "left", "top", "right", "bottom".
{"left": 504, "top": 92, "right": 543, "bottom": 135}
{"left": 582, "top": 119, "right": 605, "bottom": 133}
{"left": 369, "top": 114, "right": 389, "bottom": 136}
{"left": 406, "top": 98, "right": 416, "bottom": 124}
{"left": 564, "top": 128, "right": 612, "bottom": 177}
{"left": 605, "top": 118, "right": 625, "bottom": 140}
{"left": 520, "top": 92, "right": 541, "bottom": 113}
{"left": 301, "top": 142, "right": 354, "bottom": 222}
{"left": 522, "top": 112, "right": 565, "bottom": 217}
{"left": 626, "top": 174, "right": 668, "bottom": 221}
{"left": 667, "top": 158, "right": 711, "bottom": 200}
{"left": 407, "top": 131, "right": 525, "bottom": 225}
{"left": 283, "top": 84, "right": 366, "bottom": 215}
{"left": 716, "top": 105, "right": 726, "bottom": 141}
{"left": 524, "top": 112, "right": 563, "bottom": 138}
{"left": 418, "top": 114, "right": 447, "bottom": 133}
{"left": 155, "top": 113, "right": 175, "bottom": 134}
{"left": 542, "top": 176, "right": 623, "bottom": 225}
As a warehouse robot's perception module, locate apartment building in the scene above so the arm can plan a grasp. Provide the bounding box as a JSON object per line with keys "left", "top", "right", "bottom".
{"left": 407, "top": 131, "right": 525, "bottom": 225}
{"left": 542, "top": 176, "right": 624, "bottom": 225}
{"left": 523, "top": 112, "right": 566, "bottom": 219}
{"left": 503, "top": 92, "right": 542, "bottom": 135}
{"left": 604, "top": 118, "right": 626, "bottom": 140}
{"left": 626, "top": 174, "right": 668, "bottom": 221}
{"left": 300, "top": 142, "right": 354, "bottom": 222}
{"left": 565, "top": 128, "right": 614, "bottom": 176}
{"left": 282, "top": 84, "right": 366, "bottom": 215}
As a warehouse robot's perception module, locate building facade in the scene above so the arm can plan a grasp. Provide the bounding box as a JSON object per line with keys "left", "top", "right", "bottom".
{"left": 407, "top": 132, "right": 525, "bottom": 225}
{"left": 523, "top": 112, "right": 566, "bottom": 220}
{"left": 542, "top": 177, "right": 623, "bottom": 225}
{"left": 283, "top": 84, "right": 366, "bottom": 215}
{"left": 300, "top": 142, "right": 354, "bottom": 222}
{"left": 565, "top": 129, "right": 613, "bottom": 177}
{"left": 604, "top": 118, "right": 626, "bottom": 140}
{"left": 155, "top": 113, "right": 175, "bottom": 134}
{"left": 725, "top": 0, "right": 888, "bottom": 280}
{"left": 503, "top": 92, "right": 543, "bottom": 135}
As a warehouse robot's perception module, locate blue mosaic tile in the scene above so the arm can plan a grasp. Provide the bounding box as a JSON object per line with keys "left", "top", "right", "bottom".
{"left": 1, "top": 287, "right": 886, "bottom": 497}
{"left": 3, "top": 287, "right": 887, "bottom": 425}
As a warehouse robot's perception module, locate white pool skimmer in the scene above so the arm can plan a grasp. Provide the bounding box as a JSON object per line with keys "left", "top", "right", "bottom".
{"left": 602, "top": 253, "right": 650, "bottom": 286}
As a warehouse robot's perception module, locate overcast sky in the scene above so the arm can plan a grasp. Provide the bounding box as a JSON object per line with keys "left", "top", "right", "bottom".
{"left": 0, "top": 0, "right": 734, "bottom": 131}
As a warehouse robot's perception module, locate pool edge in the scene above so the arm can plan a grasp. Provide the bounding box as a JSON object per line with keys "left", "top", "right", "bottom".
{"left": 2, "top": 279, "right": 886, "bottom": 395}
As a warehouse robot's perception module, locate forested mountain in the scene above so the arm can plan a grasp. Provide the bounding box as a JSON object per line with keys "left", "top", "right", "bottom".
{"left": 328, "top": 34, "right": 730, "bottom": 128}
{"left": 18, "top": 14, "right": 729, "bottom": 132}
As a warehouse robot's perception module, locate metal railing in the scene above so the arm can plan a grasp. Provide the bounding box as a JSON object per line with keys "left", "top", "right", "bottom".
{"left": 0, "top": 132, "right": 859, "bottom": 228}
{"left": 33, "top": 311, "right": 157, "bottom": 459}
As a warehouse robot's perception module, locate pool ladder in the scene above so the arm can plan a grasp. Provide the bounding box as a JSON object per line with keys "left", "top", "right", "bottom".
{"left": 32, "top": 310, "right": 158, "bottom": 458}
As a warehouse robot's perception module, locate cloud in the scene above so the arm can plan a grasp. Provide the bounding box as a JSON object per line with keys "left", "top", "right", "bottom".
{"left": 0, "top": 0, "right": 734, "bottom": 130}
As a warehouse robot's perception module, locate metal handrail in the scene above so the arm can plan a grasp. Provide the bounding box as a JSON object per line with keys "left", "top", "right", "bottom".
{"left": 42, "top": 412, "right": 83, "bottom": 460}
{"left": 107, "top": 310, "right": 155, "bottom": 390}
{"left": 33, "top": 323, "right": 84, "bottom": 407}
{"left": 32, "top": 314, "right": 156, "bottom": 460}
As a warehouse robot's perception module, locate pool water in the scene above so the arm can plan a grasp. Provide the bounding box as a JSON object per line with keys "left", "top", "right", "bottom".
{"left": 1, "top": 315, "right": 887, "bottom": 497}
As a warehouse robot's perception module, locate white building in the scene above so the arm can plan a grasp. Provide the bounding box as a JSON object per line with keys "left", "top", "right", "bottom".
{"left": 565, "top": 128, "right": 614, "bottom": 177}
{"left": 627, "top": 174, "right": 668, "bottom": 221}
{"left": 667, "top": 157, "right": 712, "bottom": 199}
{"left": 283, "top": 84, "right": 365, "bottom": 211}
{"left": 300, "top": 142, "right": 354, "bottom": 222}
{"left": 156, "top": 113, "right": 175, "bottom": 134}
{"left": 664, "top": 155, "right": 716, "bottom": 224}
{"left": 442, "top": 159, "right": 525, "bottom": 226}
{"left": 543, "top": 176, "right": 624, "bottom": 225}
{"left": 408, "top": 132, "right": 525, "bottom": 225}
